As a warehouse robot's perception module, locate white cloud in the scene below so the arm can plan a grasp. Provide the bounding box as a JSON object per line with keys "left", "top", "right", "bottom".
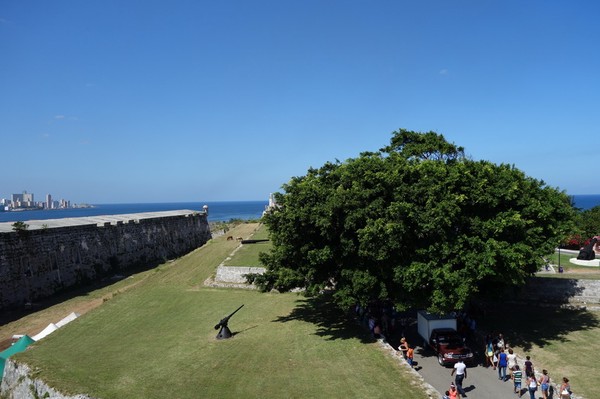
{"left": 53, "top": 115, "right": 78, "bottom": 121}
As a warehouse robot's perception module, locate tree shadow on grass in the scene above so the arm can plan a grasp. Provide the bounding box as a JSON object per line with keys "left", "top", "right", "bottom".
{"left": 477, "top": 277, "right": 600, "bottom": 351}
{"left": 0, "top": 261, "right": 162, "bottom": 328}
{"left": 272, "top": 293, "right": 377, "bottom": 344}
{"left": 479, "top": 303, "right": 600, "bottom": 351}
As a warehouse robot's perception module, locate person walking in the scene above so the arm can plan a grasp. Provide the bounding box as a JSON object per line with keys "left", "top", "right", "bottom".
{"left": 497, "top": 349, "right": 508, "bottom": 381}
{"left": 507, "top": 348, "right": 517, "bottom": 377}
{"left": 448, "top": 382, "right": 461, "bottom": 399}
{"left": 524, "top": 355, "right": 534, "bottom": 377}
{"left": 512, "top": 365, "right": 523, "bottom": 396}
{"left": 484, "top": 335, "right": 495, "bottom": 368}
{"left": 526, "top": 373, "right": 538, "bottom": 399}
{"left": 538, "top": 369, "right": 550, "bottom": 399}
{"left": 496, "top": 333, "right": 506, "bottom": 350}
{"left": 451, "top": 359, "right": 468, "bottom": 397}
{"left": 492, "top": 348, "right": 499, "bottom": 370}
{"left": 398, "top": 337, "right": 409, "bottom": 359}
{"left": 560, "top": 377, "right": 572, "bottom": 399}
{"left": 406, "top": 345, "right": 414, "bottom": 368}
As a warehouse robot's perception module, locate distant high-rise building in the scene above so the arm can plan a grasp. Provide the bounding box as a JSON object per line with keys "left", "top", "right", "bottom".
{"left": 46, "top": 194, "right": 52, "bottom": 209}
{"left": 22, "top": 191, "right": 33, "bottom": 203}
{"left": 11, "top": 193, "right": 23, "bottom": 206}
{"left": 11, "top": 191, "right": 35, "bottom": 208}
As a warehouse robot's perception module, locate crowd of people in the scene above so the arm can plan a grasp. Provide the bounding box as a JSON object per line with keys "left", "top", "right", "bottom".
{"left": 446, "top": 331, "right": 574, "bottom": 399}
{"left": 354, "top": 300, "right": 408, "bottom": 339}
{"left": 353, "top": 303, "right": 576, "bottom": 399}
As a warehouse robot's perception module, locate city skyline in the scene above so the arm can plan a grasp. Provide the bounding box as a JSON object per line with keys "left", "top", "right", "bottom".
{"left": 1, "top": 190, "right": 77, "bottom": 211}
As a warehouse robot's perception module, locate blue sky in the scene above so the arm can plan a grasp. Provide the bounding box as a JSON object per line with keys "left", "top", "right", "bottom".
{"left": 1, "top": 1, "right": 598, "bottom": 204}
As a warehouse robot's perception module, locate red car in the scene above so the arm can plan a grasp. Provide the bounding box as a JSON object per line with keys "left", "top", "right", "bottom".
{"left": 428, "top": 328, "right": 474, "bottom": 367}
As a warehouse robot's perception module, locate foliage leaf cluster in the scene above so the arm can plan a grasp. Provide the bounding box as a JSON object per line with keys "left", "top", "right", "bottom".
{"left": 566, "top": 206, "right": 600, "bottom": 248}
{"left": 253, "top": 129, "right": 575, "bottom": 313}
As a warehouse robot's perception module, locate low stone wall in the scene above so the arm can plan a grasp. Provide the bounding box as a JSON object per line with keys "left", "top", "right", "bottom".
{"left": 519, "top": 277, "right": 600, "bottom": 305}
{"left": 215, "top": 265, "right": 266, "bottom": 284}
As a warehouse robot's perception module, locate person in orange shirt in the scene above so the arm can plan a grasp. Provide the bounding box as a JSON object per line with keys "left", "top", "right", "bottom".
{"left": 448, "top": 382, "right": 461, "bottom": 399}
{"left": 406, "top": 345, "right": 414, "bottom": 368}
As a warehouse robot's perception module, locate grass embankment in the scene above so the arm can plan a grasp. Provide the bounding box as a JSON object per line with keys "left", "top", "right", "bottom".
{"left": 479, "top": 306, "right": 600, "bottom": 399}
{"left": 506, "top": 250, "right": 600, "bottom": 398}
{"left": 7, "top": 223, "right": 428, "bottom": 399}
{"left": 223, "top": 225, "right": 270, "bottom": 267}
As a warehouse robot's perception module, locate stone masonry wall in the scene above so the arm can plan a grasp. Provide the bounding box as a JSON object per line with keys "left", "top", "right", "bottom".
{"left": 215, "top": 266, "right": 266, "bottom": 284}
{"left": 0, "top": 212, "right": 211, "bottom": 310}
{"left": 517, "top": 277, "right": 600, "bottom": 305}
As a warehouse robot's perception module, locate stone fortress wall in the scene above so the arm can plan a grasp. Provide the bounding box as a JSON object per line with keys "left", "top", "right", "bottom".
{"left": 0, "top": 210, "right": 211, "bottom": 310}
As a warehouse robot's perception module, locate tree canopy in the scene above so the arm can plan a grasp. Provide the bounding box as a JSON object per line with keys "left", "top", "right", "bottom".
{"left": 566, "top": 205, "right": 600, "bottom": 248}
{"left": 253, "top": 129, "right": 575, "bottom": 313}
{"left": 576, "top": 206, "right": 600, "bottom": 239}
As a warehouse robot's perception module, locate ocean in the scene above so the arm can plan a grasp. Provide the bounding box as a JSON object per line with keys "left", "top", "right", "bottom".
{"left": 1, "top": 195, "right": 599, "bottom": 224}
{"left": 571, "top": 194, "right": 600, "bottom": 211}
{"left": 0, "top": 201, "right": 268, "bottom": 224}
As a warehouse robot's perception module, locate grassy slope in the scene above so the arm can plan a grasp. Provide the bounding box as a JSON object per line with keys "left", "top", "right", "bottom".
{"left": 10, "top": 224, "right": 428, "bottom": 399}
{"left": 478, "top": 303, "right": 599, "bottom": 398}
{"left": 223, "top": 225, "right": 271, "bottom": 267}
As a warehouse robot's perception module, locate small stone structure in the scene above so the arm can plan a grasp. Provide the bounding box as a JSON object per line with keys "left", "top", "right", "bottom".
{"left": 0, "top": 210, "right": 211, "bottom": 310}
{"left": 215, "top": 265, "right": 266, "bottom": 284}
{"left": 569, "top": 258, "right": 600, "bottom": 267}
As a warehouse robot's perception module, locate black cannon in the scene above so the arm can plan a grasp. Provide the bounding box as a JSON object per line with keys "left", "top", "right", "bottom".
{"left": 577, "top": 237, "right": 598, "bottom": 261}
{"left": 214, "top": 304, "right": 244, "bottom": 340}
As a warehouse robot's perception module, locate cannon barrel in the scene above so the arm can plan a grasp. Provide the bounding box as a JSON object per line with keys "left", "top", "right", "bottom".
{"left": 214, "top": 304, "right": 244, "bottom": 330}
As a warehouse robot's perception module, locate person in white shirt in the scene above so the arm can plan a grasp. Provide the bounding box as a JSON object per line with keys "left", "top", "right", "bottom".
{"left": 507, "top": 348, "right": 518, "bottom": 377}
{"left": 451, "top": 359, "right": 468, "bottom": 397}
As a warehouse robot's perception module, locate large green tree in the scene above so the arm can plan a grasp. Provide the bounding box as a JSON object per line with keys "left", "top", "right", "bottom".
{"left": 576, "top": 206, "right": 600, "bottom": 240}
{"left": 254, "top": 130, "right": 575, "bottom": 313}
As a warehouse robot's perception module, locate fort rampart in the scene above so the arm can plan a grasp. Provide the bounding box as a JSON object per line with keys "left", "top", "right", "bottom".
{"left": 0, "top": 210, "right": 211, "bottom": 310}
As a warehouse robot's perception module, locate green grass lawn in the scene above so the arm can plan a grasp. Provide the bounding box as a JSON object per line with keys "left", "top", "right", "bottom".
{"left": 224, "top": 242, "right": 271, "bottom": 267}
{"left": 223, "top": 223, "right": 271, "bottom": 267}
{"left": 10, "top": 224, "right": 429, "bottom": 399}
{"left": 478, "top": 305, "right": 600, "bottom": 399}
{"left": 542, "top": 250, "right": 600, "bottom": 279}
{"left": 8, "top": 224, "right": 600, "bottom": 399}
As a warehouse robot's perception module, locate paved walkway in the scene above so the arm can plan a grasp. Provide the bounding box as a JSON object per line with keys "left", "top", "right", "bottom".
{"left": 376, "top": 322, "right": 581, "bottom": 399}
{"left": 379, "top": 323, "right": 584, "bottom": 399}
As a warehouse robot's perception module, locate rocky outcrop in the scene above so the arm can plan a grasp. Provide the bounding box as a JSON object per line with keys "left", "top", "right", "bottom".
{"left": 1, "top": 358, "right": 93, "bottom": 399}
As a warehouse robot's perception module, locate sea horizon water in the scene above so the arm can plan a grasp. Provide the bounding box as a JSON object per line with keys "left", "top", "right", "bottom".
{"left": 1, "top": 195, "right": 599, "bottom": 224}
{"left": 0, "top": 201, "right": 268, "bottom": 224}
